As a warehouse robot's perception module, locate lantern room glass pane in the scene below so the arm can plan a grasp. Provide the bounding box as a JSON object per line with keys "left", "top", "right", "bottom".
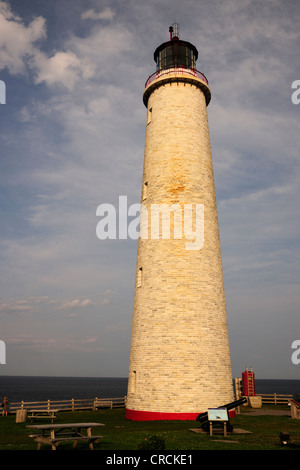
{"left": 157, "top": 44, "right": 196, "bottom": 70}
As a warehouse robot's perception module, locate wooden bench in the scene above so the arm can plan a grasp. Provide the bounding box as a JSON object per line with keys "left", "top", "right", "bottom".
{"left": 289, "top": 399, "right": 300, "bottom": 419}
{"left": 29, "top": 434, "right": 103, "bottom": 450}
{"left": 28, "top": 409, "right": 59, "bottom": 423}
{"left": 93, "top": 400, "right": 113, "bottom": 410}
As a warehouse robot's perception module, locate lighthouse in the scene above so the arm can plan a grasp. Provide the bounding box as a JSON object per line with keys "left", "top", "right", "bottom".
{"left": 126, "top": 24, "right": 234, "bottom": 420}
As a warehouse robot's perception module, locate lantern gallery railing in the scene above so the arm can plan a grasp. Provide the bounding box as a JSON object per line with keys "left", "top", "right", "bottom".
{"left": 145, "top": 67, "right": 209, "bottom": 89}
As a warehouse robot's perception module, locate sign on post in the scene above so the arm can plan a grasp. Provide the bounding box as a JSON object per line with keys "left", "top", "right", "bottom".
{"left": 207, "top": 408, "right": 228, "bottom": 437}
{"left": 207, "top": 408, "right": 228, "bottom": 421}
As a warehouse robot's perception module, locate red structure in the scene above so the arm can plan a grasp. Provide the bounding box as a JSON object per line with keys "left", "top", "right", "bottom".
{"left": 242, "top": 368, "right": 256, "bottom": 396}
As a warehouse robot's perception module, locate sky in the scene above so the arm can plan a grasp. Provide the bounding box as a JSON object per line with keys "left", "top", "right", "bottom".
{"left": 0, "top": 0, "right": 299, "bottom": 380}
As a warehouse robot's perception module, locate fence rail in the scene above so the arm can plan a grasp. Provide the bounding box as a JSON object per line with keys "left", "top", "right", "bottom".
{"left": 259, "top": 393, "right": 293, "bottom": 405}
{"left": 9, "top": 396, "right": 126, "bottom": 414}
{"left": 8, "top": 393, "right": 294, "bottom": 413}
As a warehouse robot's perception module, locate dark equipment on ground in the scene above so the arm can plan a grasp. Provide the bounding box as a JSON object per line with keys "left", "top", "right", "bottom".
{"left": 196, "top": 397, "right": 248, "bottom": 433}
{"left": 279, "top": 432, "right": 291, "bottom": 446}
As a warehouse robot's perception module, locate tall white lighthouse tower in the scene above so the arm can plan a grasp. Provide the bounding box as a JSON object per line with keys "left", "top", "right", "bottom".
{"left": 126, "top": 24, "right": 234, "bottom": 420}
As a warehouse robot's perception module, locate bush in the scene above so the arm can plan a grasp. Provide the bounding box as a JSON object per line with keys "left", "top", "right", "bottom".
{"left": 137, "top": 434, "right": 166, "bottom": 450}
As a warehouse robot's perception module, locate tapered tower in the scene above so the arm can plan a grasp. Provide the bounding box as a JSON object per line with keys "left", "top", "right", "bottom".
{"left": 126, "top": 25, "right": 234, "bottom": 420}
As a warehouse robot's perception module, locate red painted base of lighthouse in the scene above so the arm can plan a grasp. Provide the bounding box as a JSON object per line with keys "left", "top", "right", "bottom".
{"left": 125, "top": 408, "right": 236, "bottom": 421}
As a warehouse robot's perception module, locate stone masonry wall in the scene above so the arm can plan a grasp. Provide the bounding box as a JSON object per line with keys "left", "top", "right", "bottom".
{"left": 127, "top": 75, "right": 234, "bottom": 414}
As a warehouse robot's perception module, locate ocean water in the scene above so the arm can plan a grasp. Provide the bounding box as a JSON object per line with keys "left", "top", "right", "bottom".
{"left": 0, "top": 376, "right": 128, "bottom": 403}
{"left": 255, "top": 379, "right": 300, "bottom": 397}
{"left": 0, "top": 376, "right": 299, "bottom": 404}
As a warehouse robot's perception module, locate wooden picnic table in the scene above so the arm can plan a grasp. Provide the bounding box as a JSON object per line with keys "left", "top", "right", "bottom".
{"left": 27, "top": 422, "right": 105, "bottom": 450}
{"left": 28, "top": 409, "right": 59, "bottom": 423}
{"left": 289, "top": 399, "right": 300, "bottom": 419}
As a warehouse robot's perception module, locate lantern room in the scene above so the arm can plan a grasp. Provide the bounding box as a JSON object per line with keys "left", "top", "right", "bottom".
{"left": 154, "top": 23, "right": 198, "bottom": 71}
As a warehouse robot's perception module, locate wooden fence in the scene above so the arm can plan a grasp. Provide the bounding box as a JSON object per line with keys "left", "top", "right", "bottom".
{"left": 9, "top": 396, "right": 126, "bottom": 414}
{"left": 259, "top": 393, "right": 293, "bottom": 405}
{"left": 8, "top": 393, "right": 294, "bottom": 414}
{"left": 236, "top": 393, "right": 293, "bottom": 406}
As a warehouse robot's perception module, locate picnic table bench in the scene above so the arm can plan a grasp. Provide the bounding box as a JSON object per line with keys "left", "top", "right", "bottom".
{"left": 289, "top": 399, "right": 300, "bottom": 419}
{"left": 28, "top": 409, "right": 59, "bottom": 423}
{"left": 93, "top": 399, "right": 114, "bottom": 410}
{"left": 27, "top": 422, "right": 105, "bottom": 450}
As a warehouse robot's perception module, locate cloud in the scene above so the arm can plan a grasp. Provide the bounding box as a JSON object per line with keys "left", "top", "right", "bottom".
{"left": 81, "top": 7, "right": 115, "bottom": 22}
{"left": 55, "top": 298, "right": 93, "bottom": 310}
{"left": 31, "top": 49, "right": 95, "bottom": 90}
{"left": 0, "top": 301, "right": 32, "bottom": 314}
{"left": 0, "top": 4, "right": 46, "bottom": 75}
{"left": 0, "top": 0, "right": 16, "bottom": 19}
{"left": 0, "top": 296, "right": 94, "bottom": 316}
{"left": 0, "top": 1, "right": 95, "bottom": 89}
{"left": 7, "top": 335, "right": 102, "bottom": 352}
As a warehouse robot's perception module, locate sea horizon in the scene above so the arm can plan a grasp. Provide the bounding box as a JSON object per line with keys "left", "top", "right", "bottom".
{"left": 0, "top": 375, "right": 300, "bottom": 404}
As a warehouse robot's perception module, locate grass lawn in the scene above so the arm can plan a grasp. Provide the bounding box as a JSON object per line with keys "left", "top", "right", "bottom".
{"left": 0, "top": 406, "right": 300, "bottom": 451}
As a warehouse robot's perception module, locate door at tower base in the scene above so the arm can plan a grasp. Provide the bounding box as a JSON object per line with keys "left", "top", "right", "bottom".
{"left": 126, "top": 26, "right": 235, "bottom": 421}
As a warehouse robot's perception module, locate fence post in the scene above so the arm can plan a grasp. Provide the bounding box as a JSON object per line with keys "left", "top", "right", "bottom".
{"left": 72, "top": 398, "right": 75, "bottom": 412}
{"left": 274, "top": 393, "right": 277, "bottom": 405}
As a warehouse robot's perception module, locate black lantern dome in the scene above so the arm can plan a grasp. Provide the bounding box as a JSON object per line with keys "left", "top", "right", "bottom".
{"left": 154, "top": 23, "right": 198, "bottom": 71}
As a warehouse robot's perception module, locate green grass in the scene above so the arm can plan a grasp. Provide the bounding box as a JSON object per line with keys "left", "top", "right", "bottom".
{"left": 0, "top": 406, "right": 300, "bottom": 451}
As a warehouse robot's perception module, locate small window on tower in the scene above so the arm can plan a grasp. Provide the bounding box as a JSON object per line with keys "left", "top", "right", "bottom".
{"left": 131, "top": 371, "right": 137, "bottom": 394}
{"left": 137, "top": 267, "right": 143, "bottom": 287}
{"left": 147, "top": 107, "right": 152, "bottom": 124}
{"left": 142, "top": 181, "right": 148, "bottom": 201}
